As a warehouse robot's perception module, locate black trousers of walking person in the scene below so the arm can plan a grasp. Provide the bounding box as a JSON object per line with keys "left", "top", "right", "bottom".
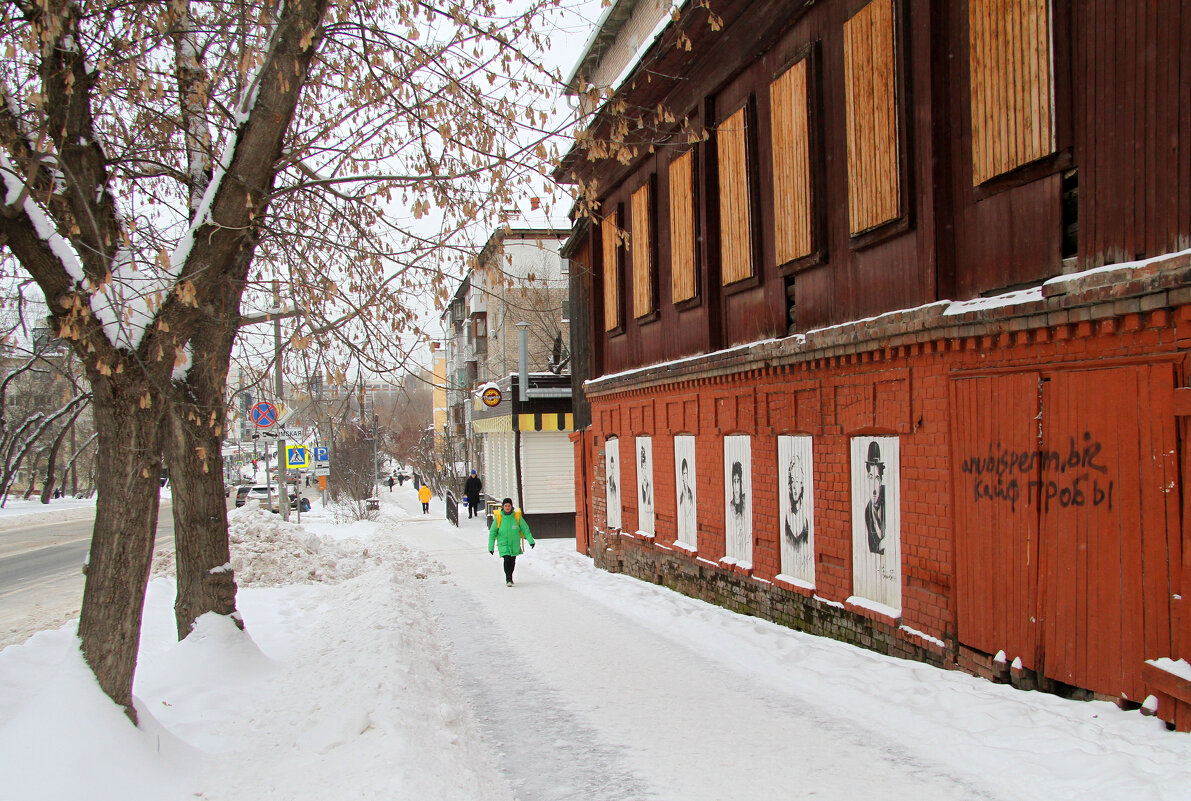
{"left": 502, "top": 555, "right": 517, "bottom": 583}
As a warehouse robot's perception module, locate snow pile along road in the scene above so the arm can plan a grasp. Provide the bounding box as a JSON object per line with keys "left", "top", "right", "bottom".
{"left": 151, "top": 504, "right": 371, "bottom": 586}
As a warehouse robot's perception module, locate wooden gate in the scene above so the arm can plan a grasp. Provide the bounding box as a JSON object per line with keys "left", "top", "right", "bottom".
{"left": 953, "top": 371, "right": 1043, "bottom": 672}
{"left": 952, "top": 362, "right": 1180, "bottom": 699}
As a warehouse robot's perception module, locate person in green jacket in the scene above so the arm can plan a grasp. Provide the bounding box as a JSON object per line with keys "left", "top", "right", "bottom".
{"left": 488, "top": 497, "right": 534, "bottom": 586}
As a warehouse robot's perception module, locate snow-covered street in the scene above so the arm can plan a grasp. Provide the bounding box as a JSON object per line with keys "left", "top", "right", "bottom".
{"left": 0, "top": 488, "right": 1188, "bottom": 801}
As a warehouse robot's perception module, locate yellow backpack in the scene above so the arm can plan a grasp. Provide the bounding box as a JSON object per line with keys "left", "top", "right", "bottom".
{"left": 493, "top": 508, "right": 522, "bottom": 526}
{"left": 493, "top": 508, "right": 525, "bottom": 546}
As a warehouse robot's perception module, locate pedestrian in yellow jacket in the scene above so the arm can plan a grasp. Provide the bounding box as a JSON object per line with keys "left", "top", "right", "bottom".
{"left": 418, "top": 484, "right": 431, "bottom": 514}
{"left": 488, "top": 497, "right": 534, "bottom": 586}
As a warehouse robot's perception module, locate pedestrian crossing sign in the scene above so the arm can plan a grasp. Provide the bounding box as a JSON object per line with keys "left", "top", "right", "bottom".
{"left": 286, "top": 445, "right": 310, "bottom": 469}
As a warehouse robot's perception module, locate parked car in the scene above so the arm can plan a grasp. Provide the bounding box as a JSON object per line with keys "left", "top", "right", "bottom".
{"left": 234, "top": 483, "right": 310, "bottom": 512}
{"left": 234, "top": 485, "right": 272, "bottom": 507}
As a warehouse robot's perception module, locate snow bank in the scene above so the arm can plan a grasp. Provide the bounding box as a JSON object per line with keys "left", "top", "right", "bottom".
{"left": 151, "top": 505, "right": 370, "bottom": 586}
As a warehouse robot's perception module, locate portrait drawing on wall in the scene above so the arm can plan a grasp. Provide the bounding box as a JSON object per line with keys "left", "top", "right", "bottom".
{"left": 849, "top": 436, "right": 901, "bottom": 612}
{"left": 723, "top": 435, "right": 752, "bottom": 563}
{"left": 777, "top": 435, "right": 814, "bottom": 585}
{"left": 605, "top": 436, "right": 622, "bottom": 530}
{"left": 674, "top": 435, "right": 697, "bottom": 548}
{"left": 636, "top": 436, "right": 654, "bottom": 535}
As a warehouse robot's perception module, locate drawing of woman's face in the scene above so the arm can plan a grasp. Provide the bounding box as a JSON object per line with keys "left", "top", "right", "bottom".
{"left": 788, "top": 456, "right": 803, "bottom": 505}
{"left": 731, "top": 464, "right": 743, "bottom": 503}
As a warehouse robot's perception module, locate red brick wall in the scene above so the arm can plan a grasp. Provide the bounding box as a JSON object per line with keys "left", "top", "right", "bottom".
{"left": 581, "top": 256, "right": 1191, "bottom": 716}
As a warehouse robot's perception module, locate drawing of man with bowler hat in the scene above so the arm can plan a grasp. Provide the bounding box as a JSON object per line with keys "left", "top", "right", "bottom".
{"left": 864, "top": 440, "right": 886, "bottom": 555}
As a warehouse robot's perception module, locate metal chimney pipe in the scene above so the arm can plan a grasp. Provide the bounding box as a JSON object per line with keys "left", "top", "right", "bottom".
{"left": 517, "top": 321, "right": 530, "bottom": 401}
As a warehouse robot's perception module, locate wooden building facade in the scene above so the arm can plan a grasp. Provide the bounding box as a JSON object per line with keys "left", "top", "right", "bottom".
{"left": 558, "top": 0, "right": 1191, "bottom": 729}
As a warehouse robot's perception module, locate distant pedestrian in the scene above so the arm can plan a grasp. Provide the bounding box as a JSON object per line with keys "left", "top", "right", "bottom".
{"left": 388, "top": 475, "right": 395, "bottom": 493}
{"left": 418, "top": 483, "right": 431, "bottom": 513}
{"left": 398, "top": 473, "right": 405, "bottom": 487}
{"left": 488, "top": 497, "right": 534, "bottom": 587}
{"left": 463, "top": 469, "right": 482, "bottom": 519}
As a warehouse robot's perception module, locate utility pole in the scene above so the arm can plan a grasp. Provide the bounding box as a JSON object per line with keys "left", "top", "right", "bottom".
{"left": 273, "top": 280, "right": 289, "bottom": 522}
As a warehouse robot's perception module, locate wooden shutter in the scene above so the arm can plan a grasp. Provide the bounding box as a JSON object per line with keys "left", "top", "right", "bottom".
{"left": 718, "top": 106, "right": 753, "bottom": 284}
{"left": 843, "top": 0, "right": 900, "bottom": 235}
{"left": 670, "top": 151, "right": 697, "bottom": 303}
{"left": 968, "top": 0, "right": 1056, "bottom": 184}
{"left": 631, "top": 182, "right": 654, "bottom": 318}
{"left": 770, "top": 60, "right": 813, "bottom": 264}
{"left": 602, "top": 210, "right": 620, "bottom": 331}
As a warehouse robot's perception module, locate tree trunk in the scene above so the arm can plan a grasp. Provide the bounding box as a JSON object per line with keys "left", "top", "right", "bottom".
{"left": 165, "top": 385, "right": 238, "bottom": 640}
{"left": 166, "top": 287, "right": 241, "bottom": 640}
{"left": 23, "top": 451, "right": 41, "bottom": 499}
{"left": 77, "top": 375, "right": 166, "bottom": 722}
{"left": 39, "top": 444, "right": 56, "bottom": 503}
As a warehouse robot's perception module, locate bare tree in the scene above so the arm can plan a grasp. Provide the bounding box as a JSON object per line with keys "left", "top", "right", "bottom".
{"left": 0, "top": 0, "right": 573, "bottom": 719}
{"left": 0, "top": 301, "right": 94, "bottom": 503}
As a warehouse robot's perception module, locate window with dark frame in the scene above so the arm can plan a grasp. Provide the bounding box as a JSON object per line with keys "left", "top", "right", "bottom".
{"left": 842, "top": 0, "right": 900, "bottom": 236}
{"left": 717, "top": 103, "right": 755, "bottom": 285}
{"left": 770, "top": 56, "right": 815, "bottom": 266}
{"left": 669, "top": 149, "right": 698, "bottom": 304}
{"left": 601, "top": 208, "right": 622, "bottom": 332}
{"left": 968, "top": 0, "right": 1056, "bottom": 185}
{"left": 631, "top": 178, "right": 657, "bottom": 319}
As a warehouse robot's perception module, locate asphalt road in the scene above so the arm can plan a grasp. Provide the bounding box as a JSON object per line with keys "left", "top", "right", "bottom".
{"left": 0, "top": 503, "right": 176, "bottom": 649}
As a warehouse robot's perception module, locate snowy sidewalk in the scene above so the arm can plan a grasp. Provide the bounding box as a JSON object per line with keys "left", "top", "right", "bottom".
{"left": 389, "top": 492, "right": 1189, "bottom": 801}
{"left": 0, "top": 489, "right": 1186, "bottom": 801}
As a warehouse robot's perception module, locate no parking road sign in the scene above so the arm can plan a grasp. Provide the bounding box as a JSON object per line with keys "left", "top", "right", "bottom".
{"left": 250, "top": 401, "right": 278, "bottom": 428}
{"left": 286, "top": 445, "right": 311, "bottom": 469}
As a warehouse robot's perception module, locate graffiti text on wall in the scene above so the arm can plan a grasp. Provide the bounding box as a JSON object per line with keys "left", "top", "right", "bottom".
{"left": 960, "top": 432, "right": 1114, "bottom": 513}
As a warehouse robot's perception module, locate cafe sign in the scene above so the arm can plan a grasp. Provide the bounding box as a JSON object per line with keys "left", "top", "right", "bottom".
{"left": 481, "top": 386, "right": 502, "bottom": 407}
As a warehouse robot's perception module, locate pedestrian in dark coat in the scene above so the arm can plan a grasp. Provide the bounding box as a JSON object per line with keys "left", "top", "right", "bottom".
{"left": 464, "top": 469, "right": 483, "bottom": 518}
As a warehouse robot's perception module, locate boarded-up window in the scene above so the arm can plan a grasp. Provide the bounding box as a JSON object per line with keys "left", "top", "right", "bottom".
{"left": 602, "top": 210, "right": 620, "bottom": 331}
{"left": 968, "top": 0, "right": 1056, "bottom": 184}
{"left": 843, "top": 0, "right": 900, "bottom": 235}
{"left": 670, "top": 151, "right": 697, "bottom": 303}
{"left": 718, "top": 106, "right": 753, "bottom": 284}
{"left": 631, "top": 181, "right": 654, "bottom": 318}
{"left": 770, "top": 60, "right": 813, "bottom": 264}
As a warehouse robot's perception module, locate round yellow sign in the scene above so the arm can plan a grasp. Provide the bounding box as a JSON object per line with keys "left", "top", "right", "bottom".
{"left": 481, "top": 386, "right": 502, "bottom": 407}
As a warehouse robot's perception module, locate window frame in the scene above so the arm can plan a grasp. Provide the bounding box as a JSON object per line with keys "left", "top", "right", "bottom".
{"left": 631, "top": 173, "right": 660, "bottom": 323}
{"left": 841, "top": 0, "right": 914, "bottom": 252}
{"left": 668, "top": 144, "right": 703, "bottom": 310}
{"left": 715, "top": 93, "right": 764, "bottom": 294}
{"left": 964, "top": 0, "right": 1074, "bottom": 201}
{"left": 600, "top": 204, "right": 627, "bottom": 336}
{"left": 770, "top": 41, "right": 828, "bottom": 275}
